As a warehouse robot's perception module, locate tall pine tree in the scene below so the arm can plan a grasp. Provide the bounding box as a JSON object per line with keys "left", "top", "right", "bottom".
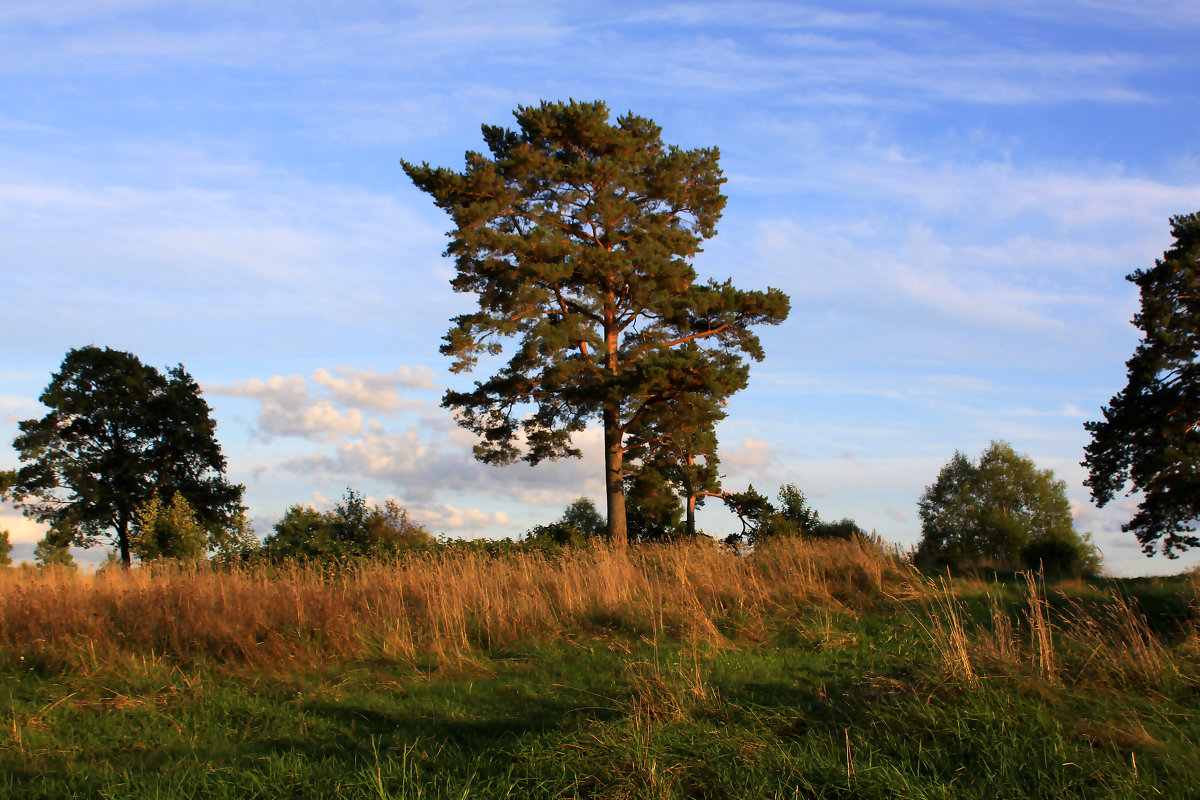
{"left": 403, "top": 100, "right": 789, "bottom": 544}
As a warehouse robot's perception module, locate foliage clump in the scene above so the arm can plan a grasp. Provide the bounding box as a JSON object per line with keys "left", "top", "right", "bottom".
{"left": 723, "top": 483, "right": 866, "bottom": 547}
{"left": 32, "top": 536, "right": 75, "bottom": 569}
{"left": 131, "top": 491, "right": 258, "bottom": 564}
{"left": 524, "top": 497, "right": 606, "bottom": 547}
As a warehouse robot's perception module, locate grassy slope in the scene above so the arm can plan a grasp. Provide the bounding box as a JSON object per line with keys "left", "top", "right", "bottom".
{"left": 1, "top": 545, "right": 1196, "bottom": 799}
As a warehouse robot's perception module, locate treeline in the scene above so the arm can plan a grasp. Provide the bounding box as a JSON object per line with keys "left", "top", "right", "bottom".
{"left": 4, "top": 480, "right": 872, "bottom": 569}
{"left": 25, "top": 444, "right": 1099, "bottom": 581}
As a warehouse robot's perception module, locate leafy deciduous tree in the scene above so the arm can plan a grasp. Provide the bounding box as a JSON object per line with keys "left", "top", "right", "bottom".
{"left": 0, "top": 529, "right": 11, "bottom": 567}
{"left": 5, "top": 346, "right": 245, "bottom": 566}
{"left": 1083, "top": 212, "right": 1200, "bottom": 557}
{"left": 557, "top": 496, "right": 606, "bottom": 539}
{"left": 919, "top": 441, "right": 1100, "bottom": 575}
{"left": 524, "top": 496, "right": 607, "bottom": 547}
{"left": 403, "top": 100, "right": 789, "bottom": 545}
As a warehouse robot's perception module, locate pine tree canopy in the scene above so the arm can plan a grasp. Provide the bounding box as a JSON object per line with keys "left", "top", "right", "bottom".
{"left": 1083, "top": 212, "right": 1200, "bottom": 557}
{"left": 402, "top": 100, "right": 789, "bottom": 544}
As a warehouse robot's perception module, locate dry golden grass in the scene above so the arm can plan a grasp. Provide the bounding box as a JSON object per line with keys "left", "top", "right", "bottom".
{"left": 918, "top": 569, "right": 1196, "bottom": 691}
{"left": 1066, "top": 594, "right": 1178, "bottom": 687}
{"left": 0, "top": 537, "right": 914, "bottom": 672}
{"left": 921, "top": 575, "right": 979, "bottom": 686}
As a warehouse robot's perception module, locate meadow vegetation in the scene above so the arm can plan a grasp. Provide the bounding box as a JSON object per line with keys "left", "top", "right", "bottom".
{"left": 1, "top": 538, "right": 1196, "bottom": 799}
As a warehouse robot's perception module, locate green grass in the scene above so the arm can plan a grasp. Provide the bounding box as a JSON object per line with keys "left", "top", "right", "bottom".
{"left": 3, "top": 576, "right": 1197, "bottom": 800}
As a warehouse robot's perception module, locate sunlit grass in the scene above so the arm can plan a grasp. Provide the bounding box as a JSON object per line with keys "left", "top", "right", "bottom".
{"left": 0, "top": 543, "right": 1196, "bottom": 799}
{"left": 0, "top": 538, "right": 911, "bottom": 672}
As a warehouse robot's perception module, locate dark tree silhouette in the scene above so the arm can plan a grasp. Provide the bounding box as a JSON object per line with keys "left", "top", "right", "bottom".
{"left": 1084, "top": 213, "right": 1200, "bottom": 557}
{"left": 5, "top": 346, "right": 243, "bottom": 566}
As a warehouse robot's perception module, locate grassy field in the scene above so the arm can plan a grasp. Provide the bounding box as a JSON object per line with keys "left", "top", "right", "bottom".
{"left": 1, "top": 540, "right": 1197, "bottom": 799}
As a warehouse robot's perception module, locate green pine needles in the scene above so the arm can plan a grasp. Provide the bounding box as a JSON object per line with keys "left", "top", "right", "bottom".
{"left": 1084, "top": 212, "right": 1200, "bottom": 556}
{"left": 403, "top": 100, "right": 789, "bottom": 545}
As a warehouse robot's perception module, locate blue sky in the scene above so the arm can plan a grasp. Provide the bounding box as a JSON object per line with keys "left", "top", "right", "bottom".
{"left": 2, "top": 1, "right": 1199, "bottom": 575}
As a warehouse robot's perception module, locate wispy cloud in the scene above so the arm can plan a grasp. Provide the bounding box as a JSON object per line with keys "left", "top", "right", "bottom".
{"left": 0, "top": 1, "right": 568, "bottom": 74}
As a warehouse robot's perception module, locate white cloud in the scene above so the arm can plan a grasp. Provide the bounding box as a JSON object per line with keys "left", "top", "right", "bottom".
{"left": 212, "top": 365, "right": 442, "bottom": 442}
{"left": 279, "top": 422, "right": 604, "bottom": 508}
{"left": 0, "top": 1, "right": 568, "bottom": 75}
{"left": 215, "top": 374, "right": 362, "bottom": 441}
{"left": 594, "top": 1, "right": 1159, "bottom": 108}
{"left": 311, "top": 365, "right": 437, "bottom": 413}
{"left": 0, "top": 394, "right": 43, "bottom": 424}
{"left": 740, "top": 128, "right": 1199, "bottom": 231}
{"left": 409, "top": 502, "right": 511, "bottom": 532}
{"left": 743, "top": 153, "right": 1189, "bottom": 365}
{"left": 719, "top": 437, "right": 783, "bottom": 484}
{"left": 0, "top": 505, "right": 46, "bottom": 544}
{"left": 928, "top": 0, "right": 1200, "bottom": 31}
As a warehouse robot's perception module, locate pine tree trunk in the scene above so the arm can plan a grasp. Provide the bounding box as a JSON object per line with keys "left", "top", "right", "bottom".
{"left": 684, "top": 453, "right": 697, "bottom": 539}
{"left": 117, "top": 514, "right": 132, "bottom": 567}
{"left": 603, "top": 406, "right": 628, "bottom": 547}
{"left": 602, "top": 314, "right": 628, "bottom": 547}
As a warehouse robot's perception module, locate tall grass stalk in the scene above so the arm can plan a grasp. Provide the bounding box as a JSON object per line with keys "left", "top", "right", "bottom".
{"left": 923, "top": 575, "right": 978, "bottom": 686}
{"left": 1022, "top": 570, "right": 1057, "bottom": 681}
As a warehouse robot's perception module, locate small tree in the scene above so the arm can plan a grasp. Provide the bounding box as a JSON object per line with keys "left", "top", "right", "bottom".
{"left": 266, "top": 504, "right": 335, "bottom": 559}
{"left": 524, "top": 496, "right": 606, "bottom": 547}
{"left": 33, "top": 536, "right": 75, "bottom": 569}
{"left": 1083, "top": 212, "right": 1200, "bottom": 556}
{"left": 624, "top": 468, "right": 686, "bottom": 542}
{"left": 0, "top": 529, "right": 12, "bottom": 566}
{"left": 403, "top": 100, "right": 789, "bottom": 545}
{"left": 131, "top": 492, "right": 209, "bottom": 562}
{"left": 558, "top": 497, "right": 606, "bottom": 539}
{"left": 621, "top": 345, "right": 747, "bottom": 539}
{"left": 723, "top": 483, "right": 824, "bottom": 546}
{"left": 208, "top": 509, "right": 261, "bottom": 564}
{"left": 918, "top": 441, "right": 1100, "bottom": 575}
{"left": 810, "top": 517, "right": 868, "bottom": 540}
{"left": 6, "top": 346, "right": 244, "bottom": 566}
